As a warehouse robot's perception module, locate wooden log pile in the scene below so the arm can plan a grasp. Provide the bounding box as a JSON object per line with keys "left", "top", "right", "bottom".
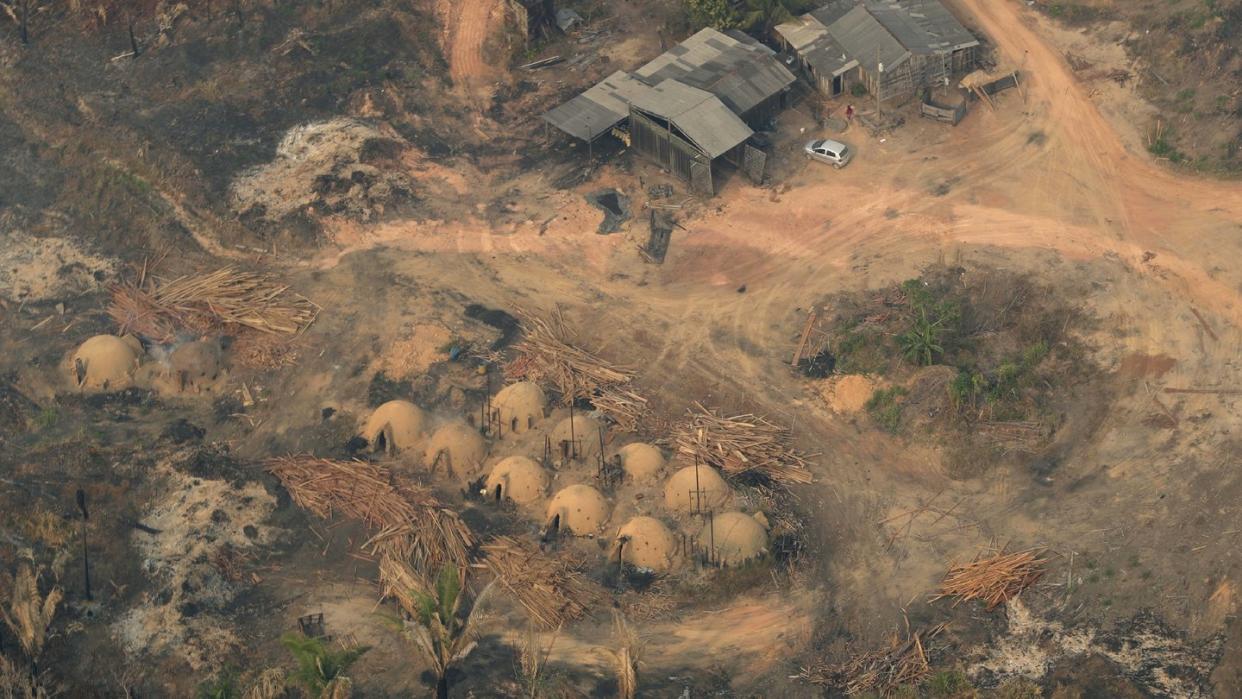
{"left": 264, "top": 455, "right": 473, "bottom": 573}
{"left": 930, "top": 548, "right": 1046, "bottom": 610}
{"left": 478, "top": 536, "right": 598, "bottom": 629}
{"left": 109, "top": 267, "right": 319, "bottom": 342}
{"left": 672, "top": 402, "right": 814, "bottom": 485}
{"left": 506, "top": 309, "right": 647, "bottom": 431}
{"left": 800, "top": 624, "right": 945, "bottom": 695}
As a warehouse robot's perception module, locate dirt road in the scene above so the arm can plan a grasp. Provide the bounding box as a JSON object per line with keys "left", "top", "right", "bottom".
{"left": 444, "top": 0, "right": 502, "bottom": 103}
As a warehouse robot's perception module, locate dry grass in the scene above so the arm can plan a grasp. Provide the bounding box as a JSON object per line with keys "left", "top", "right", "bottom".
{"left": 230, "top": 330, "right": 301, "bottom": 369}
{"left": 506, "top": 309, "right": 648, "bottom": 431}
{"left": 800, "top": 623, "right": 946, "bottom": 696}
{"left": 479, "top": 536, "right": 598, "bottom": 629}
{"left": 0, "top": 655, "right": 49, "bottom": 699}
{"left": 0, "top": 560, "right": 63, "bottom": 660}
{"left": 931, "top": 548, "right": 1047, "bottom": 610}
{"left": 672, "top": 402, "right": 814, "bottom": 485}
{"left": 265, "top": 455, "right": 473, "bottom": 574}
{"left": 109, "top": 267, "right": 319, "bottom": 343}
{"left": 242, "top": 668, "right": 288, "bottom": 699}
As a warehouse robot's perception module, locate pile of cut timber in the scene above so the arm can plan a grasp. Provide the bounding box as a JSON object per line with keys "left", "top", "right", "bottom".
{"left": 931, "top": 548, "right": 1046, "bottom": 610}
{"left": 672, "top": 402, "right": 814, "bottom": 484}
{"left": 506, "top": 309, "right": 647, "bottom": 431}
{"left": 265, "top": 455, "right": 473, "bottom": 573}
{"left": 110, "top": 267, "right": 319, "bottom": 342}
{"left": 478, "top": 536, "right": 598, "bottom": 629}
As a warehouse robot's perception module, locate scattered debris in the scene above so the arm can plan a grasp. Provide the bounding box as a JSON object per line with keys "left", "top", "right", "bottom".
{"left": 800, "top": 623, "right": 946, "bottom": 695}
{"left": 672, "top": 402, "right": 814, "bottom": 484}
{"left": 931, "top": 548, "right": 1047, "bottom": 610}
{"left": 586, "top": 189, "right": 631, "bottom": 234}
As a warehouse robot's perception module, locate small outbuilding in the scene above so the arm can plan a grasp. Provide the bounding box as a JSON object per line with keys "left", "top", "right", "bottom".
{"left": 424, "top": 422, "right": 487, "bottom": 475}
{"left": 492, "top": 381, "right": 547, "bottom": 436}
{"left": 775, "top": 0, "right": 980, "bottom": 101}
{"left": 617, "top": 442, "right": 665, "bottom": 482}
{"left": 485, "top": 456, "right": 549, "bottom": 505}
{"left": 361, "top": 400, "right": 427, "bottom": 455}
{"left": 545, "top": 484, "right": 611, "bottom": 536}
{"left": 616, "top": 516, "right": 677, "bottom": 572}
{"left": 72, "top": 335, "right": 141, "bottom": 391}
{"left": 663, "top": 464, "right": 731, "bottom": 513}
{"left": 700, "top": 511, "right": 768, "bottom": 566}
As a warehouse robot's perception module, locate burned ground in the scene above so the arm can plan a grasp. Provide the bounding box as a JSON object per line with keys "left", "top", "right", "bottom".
{"left": 2, "top": 0, "right": 1242, "bottom": 696}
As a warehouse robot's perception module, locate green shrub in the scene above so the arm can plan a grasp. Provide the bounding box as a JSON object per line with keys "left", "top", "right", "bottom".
{"left": 851, "top": 82, "right": 868, "bottom": 97}
{"left": 866, "top": 387, "right": 906, "bottom": 433}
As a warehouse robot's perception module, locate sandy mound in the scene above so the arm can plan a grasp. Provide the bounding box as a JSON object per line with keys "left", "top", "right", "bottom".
{"left": 817, "top": 374, "right": 883, "bottom": 414}
{"left": 0, "top": 232, "right": 115, "bottom": 303}
{"left": 113, "top": 458, "right": 277, "bottom": 670}
{"left": 373, "top": 323, "right": 453, "bottom": 379}
{"left": 229, "top": 118, "right": 415, "bottom": 223}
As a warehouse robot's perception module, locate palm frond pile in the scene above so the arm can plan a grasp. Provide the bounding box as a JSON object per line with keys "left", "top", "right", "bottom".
{"left": 672, "top": 402, "right": 814, "bottom": 485}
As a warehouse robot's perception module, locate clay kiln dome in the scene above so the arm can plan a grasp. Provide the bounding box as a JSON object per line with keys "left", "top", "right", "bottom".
{"left": 617, "top": 443, "right": 665, "bottom": 482}
{"left": 701, "top": 512, "right": 768, "bottom": 566}
{"left": 170, "top": 340, "right": 222, "bottom": 387}
{"left": 492, "top": 381, "right": 546, "bottom": 435}
{"left": 72, "top": 334, "right": 140, "bottom": 390}
{"left": 545, "top": 484, "right": 610, "bottom": 536}
{"left": 424, "top": 422, "right": 487, "bottom": 474}
{"left": 663, "top": 464, "right": 731, "bottom": 513}
{"left": 550, "top": 414, "right": 604, "bottom": 463}
{"left": 362, "top": 400, "right": 427, "bottom": 454}
{"left": 485, "top": 456, "right": 549, "bottom": 505}
{"left": 617, "top": 516, "right": 676, "bottom": 572}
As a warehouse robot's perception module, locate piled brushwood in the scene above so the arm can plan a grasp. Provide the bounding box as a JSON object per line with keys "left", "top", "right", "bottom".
{"left": 673, "top": 402, "right": 814, "bottom": 485}
{"left": 109, "top": 267, "right": 319, "bottom": 343}
{"left": 931, "top": 548, "right": 1046, "bottom": 610}
{"left": 265, "top": 456, "right": 473, "bottom": 574}
{"left": 479, "top": 536, "right": 597, "bottom": 629}
{"left": 506, "top": 309, "right": 648, "bottom": 431}
{"left": 800, "top": 624, "right": 945, "bottom": 696}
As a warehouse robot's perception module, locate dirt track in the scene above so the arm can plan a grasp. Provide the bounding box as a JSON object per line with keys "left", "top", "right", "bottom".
{"left": 445, "top": 0, "right": 502, "bottom": 102}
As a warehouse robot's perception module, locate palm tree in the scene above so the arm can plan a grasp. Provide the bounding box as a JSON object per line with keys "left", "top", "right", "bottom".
{"left": 396, "top": 566, "right": 495, "bottom": 699}
{"left": 899, "top": 307, "right": 946, "bottom": 366}
{"left": 741, "top": 0, "right": 806, "bottom": 37}
{"left": 279, "top": 633, "right": 368, "bottom": 698}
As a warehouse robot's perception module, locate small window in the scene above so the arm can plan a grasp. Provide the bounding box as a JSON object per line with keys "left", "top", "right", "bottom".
{"left": 824, "top": 150, "right": 837, "bottom": 158}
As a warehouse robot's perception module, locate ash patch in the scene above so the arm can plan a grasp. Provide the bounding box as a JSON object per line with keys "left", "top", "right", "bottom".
{"left": 586, "top": 189, "right": 631, "bottom": 234}
{"left": 969, "top": 599, "right": 1223, "bottom": 697}
{"left": 112, "top": 456, "right": 278, "bottom": 670}
{"left": 0, "top": 231, "right": 116, "bottom": 303}
{"left": 229, "top": 118, "right": 415, "bottom": 224}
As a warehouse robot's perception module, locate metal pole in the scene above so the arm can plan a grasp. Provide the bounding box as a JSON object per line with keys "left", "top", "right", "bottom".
{"left": 693, "top": 455, "right": 701, "bottom": 514}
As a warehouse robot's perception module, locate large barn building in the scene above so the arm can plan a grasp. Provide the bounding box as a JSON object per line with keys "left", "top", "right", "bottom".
{"left": 775, "top": 0, "right": 979, "bottom": 102}
{"left": 542, "top": 28, "right": 796, "bottom": 195}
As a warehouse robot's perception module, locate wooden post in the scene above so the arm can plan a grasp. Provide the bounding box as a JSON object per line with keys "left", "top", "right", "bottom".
{"left": 792, "top": 310, "right": 817, "bottom": 367}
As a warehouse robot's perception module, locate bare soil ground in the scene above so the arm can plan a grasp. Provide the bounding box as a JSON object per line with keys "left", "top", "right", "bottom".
{"left": 2, "top": 0, "right": 1242, "bottom": 696}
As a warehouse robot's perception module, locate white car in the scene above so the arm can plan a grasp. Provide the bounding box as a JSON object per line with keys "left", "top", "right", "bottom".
{"left": 804, "top": 138, "right": 854, "bottom": 168}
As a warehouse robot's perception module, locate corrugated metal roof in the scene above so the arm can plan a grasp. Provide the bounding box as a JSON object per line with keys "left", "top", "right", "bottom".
{"left": 634, "top": 28, "right": 795, "bottom": 115}
{"left": 808, "top": 0, "right": 858, "bottom": 26}
{"left": 631, "top": 79, "right": 752, "bottom": 159}
{"left": 776, "top": 15, "right": 858, "bottom": 78}
{"left": 892, "top": 0, "right": 979, "bottom": 51}
{"left": 825, "top": 4, "right": 909, "bottom": 73}
{"left": 542, "top": 71, "right": 652, "bottom": 141}
{"left": 782, "top": 1, "right": 978, "bottom": 76}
